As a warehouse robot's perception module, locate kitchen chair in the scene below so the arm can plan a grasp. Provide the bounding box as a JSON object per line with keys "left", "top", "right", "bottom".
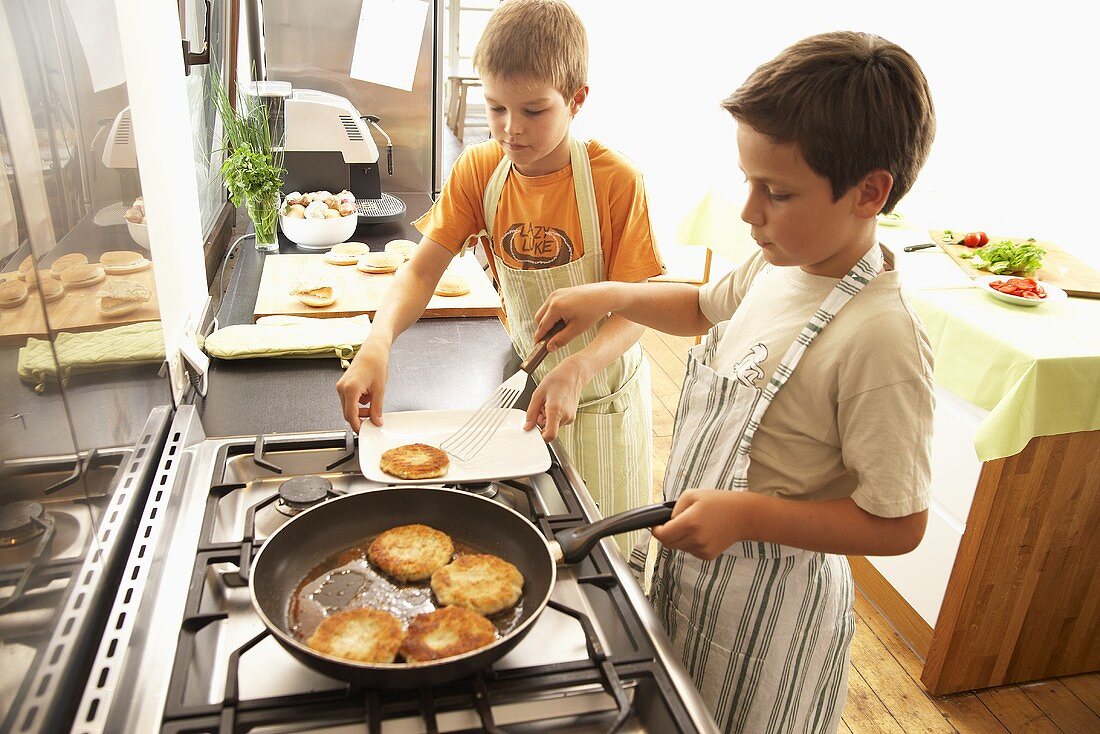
{"left": 446, "top": 76, "right": 484, "bottom": 141}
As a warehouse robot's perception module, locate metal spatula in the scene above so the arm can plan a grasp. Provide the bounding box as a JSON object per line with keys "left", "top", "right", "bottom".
{"left": 440, "top": 320, "right": 566, "bottom": 462}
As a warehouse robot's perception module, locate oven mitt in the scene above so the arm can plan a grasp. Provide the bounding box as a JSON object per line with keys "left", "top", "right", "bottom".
{"left": 18, "top": 321, "right": 165, "bottom": 393}
{"left": 201, "top": 314, "right": 371, "bottom": 367}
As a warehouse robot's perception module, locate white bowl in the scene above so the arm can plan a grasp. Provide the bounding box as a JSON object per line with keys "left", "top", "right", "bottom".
{"left": 279, "top": 212, "right": 358, "bottom": 249}
{"left": 974, "top": 275, "right": 1067, "bottom": 307}
{"left": 126, "top": 221, "right": 150, "bottom": 248}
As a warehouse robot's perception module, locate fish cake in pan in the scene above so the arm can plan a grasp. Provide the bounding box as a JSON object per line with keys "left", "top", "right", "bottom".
{"left": 431, "top": 553, "right": 524, "bottom": 616}
{"left": 306, "top": 607, "right": 405, "bottom": 663}
{"left": 368, "top": 524, "right": 455, "bottom": 583}
{"left": 399, "top": 606, "right": 496, "bottom": 663}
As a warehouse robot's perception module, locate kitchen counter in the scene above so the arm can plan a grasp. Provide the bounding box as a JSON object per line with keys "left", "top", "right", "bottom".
{"left": 195, "top": 193, "right": 519, "bottom": 437}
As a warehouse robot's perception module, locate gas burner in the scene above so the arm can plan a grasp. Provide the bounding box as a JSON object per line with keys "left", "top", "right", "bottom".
{"left": 447, "top": 481, "right": 498, "bottom": 499}
{"left": 0, "top": 501, "right": 51, "bottom": 547}
{"left": 275, "top": 476, "right": 332, "bottom": 517}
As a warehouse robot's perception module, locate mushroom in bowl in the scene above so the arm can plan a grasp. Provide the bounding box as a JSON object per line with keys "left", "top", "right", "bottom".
{"left": 280, "top": 190, "right": 358, "bottom": 249}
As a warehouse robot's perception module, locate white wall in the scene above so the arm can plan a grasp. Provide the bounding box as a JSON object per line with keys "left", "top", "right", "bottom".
{"left": 569, "top": 1, "right": 1099, "bottom": 276}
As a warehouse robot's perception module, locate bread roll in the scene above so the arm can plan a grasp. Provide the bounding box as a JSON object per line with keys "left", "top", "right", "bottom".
{"left": 434, "top": 273, "right": 470, "bottom": 297}
{"left": 103, "top": 259, "right": 151, "bottom": 275}
{"left": 23, "top": 268, "right": 55, "bottom": 289}
{"left": 96, "top": 279, "right": 151, "bottom": 317}
{"left": 39, "top": 278, "right": 64, "bottom": 303}
{"left": 323, "top": 252, "right": 359, "bottom": 266}
{"left": 99, "top": 250, "right": 144, "bottom": 267}
{"left": 60, "top": 264, "right": 107, "bottom": 288}
{"left": 330, "top": 242, "right": 372, "bottom": 257}
{"left": 290, "top": 273, "right": 338, "bottom": 307}
{"left": 17, "top": 255, "right": 34, "bottom": 277}
{"left": 50, "top": 253, "right": 89, "bottom": 273}
{"left": 0, "top": 280, "right": 29, "bottom": 308}
{"left": 384, "top": 239, "right": 419, "bottom": 261}
{"left": 325, "top": 243, "right": 370, "bottom": 266}
{"left": 356, "top": 252, "right": 402, "bottom": 274}
{"left": 295, "top": 287, "right": 337, "bottom": 307}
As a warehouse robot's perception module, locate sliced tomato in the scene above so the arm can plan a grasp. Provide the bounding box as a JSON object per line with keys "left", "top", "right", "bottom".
{"left": 963, "top": 232, "right": 982, "bottom": 248}
{"left": 989, "top": 277, "right": 1046, "bottom": 299}
{"left": 977, "top": 231, "right": 990, "bottom": 246}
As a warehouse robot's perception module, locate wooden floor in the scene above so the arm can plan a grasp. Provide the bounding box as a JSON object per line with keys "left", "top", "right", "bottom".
{"left": 638, "top": 329, "right": 1100, "bottom": 734}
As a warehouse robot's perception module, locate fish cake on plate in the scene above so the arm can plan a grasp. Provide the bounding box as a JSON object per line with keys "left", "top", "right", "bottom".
{"left": 399, "top": 606, "right": 496, "bottom": 663}
{"left": 306, "top": 607, "right": 405, "bottom": 663}
{"left": 431, "top": 553, "right": 524, "bottom": 616}
{"left": 379, "top": 443, "right": 449, "bottom": 480}
{"left": 368, "top": 524, "right": 455, "bottom": 582}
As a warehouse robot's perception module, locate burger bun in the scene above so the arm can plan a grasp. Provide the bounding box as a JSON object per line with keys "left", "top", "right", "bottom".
{"left": 0, "top": 280, "right": 29, "bottom": 308}
{"left": 96, "top": 279, "right": 151, "bottom": 317}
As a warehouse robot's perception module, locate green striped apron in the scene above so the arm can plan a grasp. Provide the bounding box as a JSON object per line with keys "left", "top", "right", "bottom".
{"left": 477, "top": 138, "right": 653, "bottom": 556}
{"left": 643, "top": 244, "right": 885, "bottom": 733}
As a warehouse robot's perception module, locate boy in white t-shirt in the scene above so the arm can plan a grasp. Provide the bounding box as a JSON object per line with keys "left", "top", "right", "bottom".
{"left": 530, "top": 31, "right": 936, "bottom": 733}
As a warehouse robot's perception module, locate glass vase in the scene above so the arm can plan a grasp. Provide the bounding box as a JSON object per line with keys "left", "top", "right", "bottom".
{"left": 247, "top": 192, "right": 280, "bottom": 253}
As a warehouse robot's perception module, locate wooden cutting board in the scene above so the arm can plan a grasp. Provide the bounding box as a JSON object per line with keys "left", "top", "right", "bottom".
{"left": 253, "top": 253, "right": 504, "bottom": 320}
{"left": 929, "top": 230, "right": 1100, "bottom": 299}
{"left": 0, "top": 266, "right": 160, "bottom": 345}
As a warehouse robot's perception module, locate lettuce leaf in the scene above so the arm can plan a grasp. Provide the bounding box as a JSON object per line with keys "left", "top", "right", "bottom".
{"left": 969, "top": 239, "right": 1045, "bottom": 275}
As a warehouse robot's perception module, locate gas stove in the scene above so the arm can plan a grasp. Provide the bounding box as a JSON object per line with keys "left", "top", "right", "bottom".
{"left": 71, "top": 406, "right": 716, "bottom": 734}
{"left": 1, "top": 407, "right": 172, "bottom": 734}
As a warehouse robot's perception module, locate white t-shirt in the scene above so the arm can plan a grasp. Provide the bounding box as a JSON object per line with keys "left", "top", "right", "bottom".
{"left": 697, "top": 248, "right": 934, "bottom": 518}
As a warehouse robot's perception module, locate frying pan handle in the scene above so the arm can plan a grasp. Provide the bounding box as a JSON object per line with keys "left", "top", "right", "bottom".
{"left": 521, "top": 320, "right": 566, "bottom": 374}
{"left": 553, "top": 500, "right": 677, "bottom": 564}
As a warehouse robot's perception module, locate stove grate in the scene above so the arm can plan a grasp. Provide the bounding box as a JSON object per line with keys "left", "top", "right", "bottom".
{"left": 152, "top": 433, "right": 705, "bottom": 733}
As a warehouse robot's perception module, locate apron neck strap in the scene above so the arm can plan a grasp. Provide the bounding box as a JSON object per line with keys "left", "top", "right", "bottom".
{"left": 729, "top": 241, "right": 885, "bottom": 486}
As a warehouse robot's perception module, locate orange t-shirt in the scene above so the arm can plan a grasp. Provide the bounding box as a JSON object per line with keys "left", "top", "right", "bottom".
{"left": 414, "top": 139, "right": 662, "bottom": 282}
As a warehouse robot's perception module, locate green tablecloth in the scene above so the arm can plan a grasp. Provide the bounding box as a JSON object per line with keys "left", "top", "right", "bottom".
{"left": 909, "top": 288, "right": 1100, "bottom": 461}
{"left": 676, "top": 190, "right": 1100, "bottom": 462}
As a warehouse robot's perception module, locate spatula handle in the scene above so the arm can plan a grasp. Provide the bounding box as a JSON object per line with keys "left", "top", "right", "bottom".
{"left": 520, "top": 320, "right": 566, "bottom": 374}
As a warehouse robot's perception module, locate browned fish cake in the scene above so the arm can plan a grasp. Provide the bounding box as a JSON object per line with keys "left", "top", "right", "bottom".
{"left": 431, "top": 553, "right": 524, "bottom": 616}
{"left": 379, "top": 443, "right": 449, "bottom": 480}
{"left": 399, "top": 606, "right": 496, "bottom": 663}
{"left": 368, "top": 524, "right": 454, "bottom": 582}
{"left": 306, "top": 607, "right": 405, "bottom": 663}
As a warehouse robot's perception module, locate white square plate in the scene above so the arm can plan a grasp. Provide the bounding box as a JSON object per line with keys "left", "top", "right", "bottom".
{"left": 358, "top": 408, "right": 550, "bottom": 484}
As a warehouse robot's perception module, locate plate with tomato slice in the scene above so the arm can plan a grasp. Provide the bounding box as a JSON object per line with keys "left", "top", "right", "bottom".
{"left": 975, "top": 276, "right": 1067, "bottom": 307}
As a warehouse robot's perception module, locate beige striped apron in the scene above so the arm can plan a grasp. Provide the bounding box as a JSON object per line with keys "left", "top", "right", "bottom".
{"left": 475, "top": 138, "right": 653, "bottom": 555}
{"left": 643, "top": 244, "right": 885, "bottom": 733}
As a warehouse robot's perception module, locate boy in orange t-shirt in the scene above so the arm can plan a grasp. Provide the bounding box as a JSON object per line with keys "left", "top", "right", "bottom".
{"left": 337, "top": 0, "right": 661, "bottom": 554}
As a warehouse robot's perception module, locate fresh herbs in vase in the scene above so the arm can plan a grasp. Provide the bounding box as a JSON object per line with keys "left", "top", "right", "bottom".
{"left": 212, "top": 76, "right": 284, "bottom": 252}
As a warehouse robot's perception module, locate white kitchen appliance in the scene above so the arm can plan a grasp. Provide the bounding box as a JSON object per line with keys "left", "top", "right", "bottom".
{"left": 268, "top": 86, "right": 406, "bottom": 224}
{"left": 92, "top": 107, "right": 142, "bottom": 227}
{"left": 100, "top": 107, "right": 137, "bottom": 169}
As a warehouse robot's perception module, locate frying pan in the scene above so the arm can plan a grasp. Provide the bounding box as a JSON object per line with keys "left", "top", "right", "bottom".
{"left": 249, "top": 487, "right": 674, "bottom": 689}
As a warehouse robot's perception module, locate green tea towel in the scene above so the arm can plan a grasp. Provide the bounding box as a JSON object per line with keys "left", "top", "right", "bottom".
{"left": 18, "top": 321, "right": 165, "bottom": 393}
{"left": 202, "top": 314, "right": 371, "bottom": 367}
